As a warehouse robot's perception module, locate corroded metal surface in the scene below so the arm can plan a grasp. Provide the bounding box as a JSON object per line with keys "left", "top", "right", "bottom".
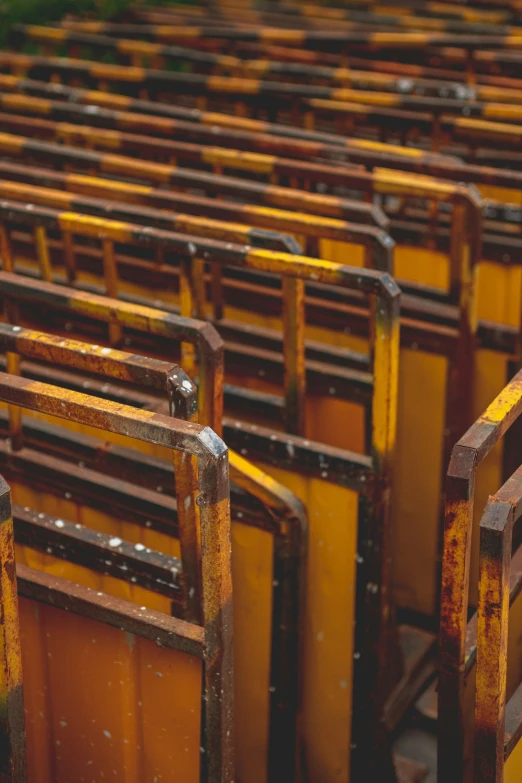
{"left": 439, "top": 372, "right": 522, "bottom": 783}
{"left": 0, "top": 476, "right": 26, "bottom": 783}
{"left": 0, "top": 371, "right": 234, "bottom": 782}
{"left": 3, "top": 7, "right": 517, "bottom": 781}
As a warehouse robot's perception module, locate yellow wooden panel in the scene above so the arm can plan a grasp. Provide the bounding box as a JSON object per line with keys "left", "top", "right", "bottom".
{"left": 232, "top": 523, "right": 272, "bottom": 783}
{"left": 18, "top": 598, "right": 54, "bottom": 783}
{"left": 319, "top": 239, "right": 365, "bottom": 268}
{"left": 507, "top": 590, "right": 522, "bottom": 703}
{"left": 506, "top": 729, "right": 522, "bottom": 783}
{"left": 257, "top": 465, "right": 358, "bottom": 783}
{"left": 479, "top": 184, "right": 522, "bottom": 205}
{"left": 395, "top": 246, "right": 449, "bottom": 291}
{"left": 392, "top": 349, "right": 447, "bottom": 616}
{"left": 305, "top": 396, "right": 364, "bottom": 454}
{"left": 19, "top": 598, "right": 201, "bottom": 783}
{"left": 476, "top": 262, "right": 522, "bottom": 327}
{"left": 14, "top": 482, "right": 272, "bottom": 783}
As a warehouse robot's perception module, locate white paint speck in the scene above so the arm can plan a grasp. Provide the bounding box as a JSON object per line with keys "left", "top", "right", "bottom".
{"left": 103, "top": 730, "right": 112, "bottom": 739}
{"left": 109, "top": 538, "right": 122, "bottom": 547}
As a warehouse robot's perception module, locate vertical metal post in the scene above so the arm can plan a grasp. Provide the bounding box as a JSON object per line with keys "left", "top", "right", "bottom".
{"left": 0, "top": 476, "right": 27, "bottom": 783}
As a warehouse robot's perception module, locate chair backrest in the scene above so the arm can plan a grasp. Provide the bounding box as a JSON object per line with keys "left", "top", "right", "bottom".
{"left": 0, "top": 370, "right": 234, "bottom": 782}
{"left": 0, "top": 277, "right": 307, "bottom": 783}
{"left": 0, "top": 203, "right": 400, "bottom": 780}
{"left": 439, "top": 369, "right": 522, "bottom": 783}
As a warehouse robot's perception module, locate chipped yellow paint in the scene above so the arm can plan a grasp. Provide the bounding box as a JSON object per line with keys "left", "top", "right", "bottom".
{"left": 207, "top": 75, "right": 261, "bottom": 94}
{"left": 26, "top": 24, "right": 65, "bottom": 41}
{"left": 370, "top": 31, "right": 432, "bottom": 45}
{"left": 100, "top": 154, "right": 173, "bottom": 183}
{"left": 1, "top": 93, "right": 51, "bottom": 114}
{"left": 330, "top": 88, "right": 398, "bottom": 107}
{"left": 0, "top": 132, "right": 26, "bottom": 153}
{"left": 84, "top": 90, "right": 131, "bottom": 109}
{"left": 174, "top": 214, "right": 250, "bottom": 243}
{"left": 373, "top": 167, "right": 458, "bottom": 199}
{"left": 479, "top": 378, "right": 522, "bottom": 425}
{"left": 0, "top": 515, "right": 23, "bottom": 691}
{"left": 0, "top": 74, "right": 25, "bottom": 90}
{"left": 153, "top": 25, "right": 200, "bottom": 37}
{"left": 482, "top": 103, "right": 522, "bottom": 122}
{"left": 453, "top": 115, "right": 522, "bottom": 138}
{"left": 202, "top": 147, "right": 276, "bottom": 174}
{"left": 118, "top": 39, "right": 162, "bottom": 56}
{"left": 242, "top": 59, "right": 271, "bottom": 76}
{"left": 347, "top": 137, "right": 426, "bottom": 158}
{"left": 89, "top": 63, "right": 145, "bottom": 82}
{"left": 0, "top": 179, "right": 72, "bottom": 209}
{"left": 202, "top": 112, "right": 265, "bottom": 132}
{"left": 57, "top": 212, "right": 134, "bottom": 242}
{"left": 259, "top": 28, "right": 306, "bottom": 42}
{"left": 246, "top": 247, "right": 352, "bottom": 285}
{"left": 55, "top": 122, "right": 122, "bottom": 150}
{"left": 249, "top": 205, "right": 350, "bottom": 231}
{"left": 69, "top": 173, "right": 152, "bottom": 196}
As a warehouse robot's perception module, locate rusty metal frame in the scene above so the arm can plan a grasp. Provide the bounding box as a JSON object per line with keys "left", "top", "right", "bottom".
{"left": 12, "top": 502, "right": 184, "bottom": 608}
{"left": 0, "top": 198, "right": 390, "bottom": 438}
{"left": 0, "top": 321, "right": 205, "bottom": 622}
{"left": 132, "top": 0, "right": 517, "bottom": 26}
{"left": 6, "top": 30, "right": 522, "bottom": 115}
{"left": 0, "top": 268, "right": 224, "bottom": 435}
{"left": 3, "top": 70, "right": 522, "bottom": 198}
{"left": 0, "top": 74, "right": 463, "bottom": 172}
{"left": 0, "top": 475, "right": 26, "bottom": 783}
{"left": 0, "top": 272, "right": 307, "bottom": 783}
{"left": 0, "top": 118, "right": 388, "bottom": 228}
{"left": 0, "top": 126, "right": 384, "bottom": 227}
{"left": 0, "top": 159, "right": 394, "bottom": 269}
{"left": 68, "top": 4, "right": 521, "bottom": 33}
{"left": 473, "top": 467, "right": 522, "bottom": 783}
{"left": 10, "top": 65, "right": 522, "bottom": 160}
{"left": 0, "top": 171, "right": 302, "bottom": 257}
{"left": 0, "top": 118, "right": 482, "bottom": 442}
{"left": 24, "top": 12, "right": 522, "bottom": 95}
{"left": 13, "top": 22, "right": 522, "bottom": 61}
{"left": 0, "top": 194, "right": 401, "bottom": 777}
{"left": 0, "top": 129, "right": 482, "bottom": 461}
{"left": 439, "top": 370, "right": 522, "bottom": 783}
{"left": 1, "top": 57, "right": 516, "bottom": 203}
{"left": 39, "top": 19, "right": 522, "bottom": 109}
{"left": 125, "top": 3, "right": 520, "bottom": 33}
{"left": 0, "top": 370, "right": 234, "bottom": 783}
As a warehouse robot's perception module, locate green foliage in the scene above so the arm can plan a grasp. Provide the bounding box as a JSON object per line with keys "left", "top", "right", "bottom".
{"left": 0, "top": 0, "right": 195, "bottom": 42}
{"left": 0, "top": 0, "right": 123, "bottom": 33}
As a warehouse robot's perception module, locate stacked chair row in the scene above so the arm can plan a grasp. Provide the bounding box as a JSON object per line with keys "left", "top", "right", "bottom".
{"left": 1, "top": 2, "right": 522, "bottom": 782}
